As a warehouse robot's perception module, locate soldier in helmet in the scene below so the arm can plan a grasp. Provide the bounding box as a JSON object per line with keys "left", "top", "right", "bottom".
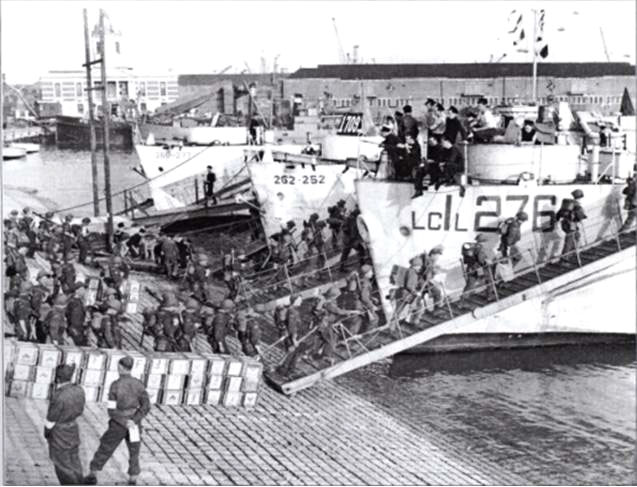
{"left": 462, "top": 233, "right": 496, "bottom": 300}
{"left": 59, "top": 261, "right": 77, "bottom": 295}
{"left": 155, "top": 292, "right": 181, "bottom": 352}
{"left": 199, "top": 301, "right": 216, "bottom": 338}
{"left": 273, "top": 302, "right": 290, "bottom": 349}
{"left": 209, "top": 299, "right": 234, "bottom": 354}
{"left": 238, "top": 303, "right": 265, "bottom": 357}
{"left": 327, "top": 200, "right": 346, "bottom": 252}
{"left": 19, "top": 207, "right": 37, "bottom": 257}
{"left": 45, "top": 294, "right": 69, "bottom": 345}
{"left": 5, "top": 241, "right": 30, "bottom": 291}
{"left": 318, "top": 285, "right": 352, "bottom": 362}
{"left": 186, "top": 253, "right": 211, "bottom": 294}
{"left": 620, "top": 176, "right": 637, "bottom": 232}
{"left": 77, "top": 217, "right": 92, "bottom": 265}
{"left": 31, "top": 270, "right": 53, "bottom": 342}
{"left": 556, "top": 189, "right": 587, "bottom": 262}
{"left": 424, "top": 245, "right": 445, "bottom": 313}
{"left": 66, "top": 282, "right": 88, "bottom": 346}
{"left": 14, "top": 280, "right": 36, "bottom": 341}
{"left": 284, "top": 296, "right": 303, "bottom": 351}
{"left": 339, "top": 206, "right": 366, "bottom": 272}
{"left": 498, "top": 211, "right": 528, "bottom": 266}
{"left": 178, "top": 298, "right": 201, "bottom": 352}
{"left": 61, "top": 214, "right": 76, "bottom": 263}
{"left": 357, "top": 264, "right": 379, "bottom": 333}
{"left": 140, "top": 305, "right": 158, "bottom": 347}
{"left": 106, "top": 256, "right": 130, "bottom": 296}
{"left": 97, "top": 299, "right": 123, "bottom": 349}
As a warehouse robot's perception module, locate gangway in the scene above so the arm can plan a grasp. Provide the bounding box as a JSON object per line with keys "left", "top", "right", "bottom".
{"left": 265, "top": 220, "right": 635, "bottom": 395}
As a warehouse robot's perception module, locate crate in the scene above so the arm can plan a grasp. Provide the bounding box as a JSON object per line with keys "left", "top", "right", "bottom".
{"left": 148, "top": 356, "right": 169, "bottom": 375}
{"left": 4, "top": 340, "right": 15, "bottom": 369}
{"left": 188, "top": 374, "right": 206, "bottom": 389}
{"left": 82, "top": 369, "right": 104, "bottom": 387}
{"left": 243, "top": 392, "right": 258, "bottom": 409}
{"left": 186, "top": 355, "right": 208, "bottom": 378}
{"left": 38, "top": 347, "right": 62, "bottom": 368}
{"left": 129, "top": 352, "right": 148, "bottom": 378}
{"left": 184, "top": 388, "right": 203, "bottom": 405}
{"left": 34, "top": 366, "right": 56, "bottom": 384}
{"left": 82, "top": 385, "right": 100, "bottom": 402}
{"left": 147, "top": 388, "right": 162, "bottom": 404}
{"left": 9, "top": 380, "right": 31, "bottom": 398}
{"left": 242, "top": 363, "right": 262, "bottom": 392}
{"left": 204, "top": 389, "right": 222, "bottom": 405}
{"left": 169, "top": 356, "right": 190, "bottom": 376}
{"left": 12, "top": 364, "right": 35, "bottom": 382}
{"left": 146, "top": 374, "right": 164, "bottom": 390}
{"left": 85, "top": 351, "right": 106, "bottom": 370}
{"left": 161, "top": 390, "right": 183, "bottom": 405}
{"left": 208, "top": 357, "right": 226, "bottom": 376}
{"left": 61, "top": 347, "right": 84, "bottom": 374}
{"left": 31, "top": 382, "right": 52, "bottom": 400}
{"left": 222, "top": 391, "right": 242, "bottom": 407}
{"left": 226, "top": 360, "right": 243, "bottom": 377}
{"left": 15, "top": 343, "right": 39, "bottom": 366}
{"left": 207, "top": 375, "right": 224, "bottom": 390}
{"left": 165, "top": 374, "right": 186, "bottom": 391}
{"left": 225, "top": 376, "right": 243, "bottom": 393}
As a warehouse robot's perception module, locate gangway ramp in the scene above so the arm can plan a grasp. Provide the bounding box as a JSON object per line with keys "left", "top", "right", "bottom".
{"left": 265, "top": 227, "right": 635, "bottom": 395}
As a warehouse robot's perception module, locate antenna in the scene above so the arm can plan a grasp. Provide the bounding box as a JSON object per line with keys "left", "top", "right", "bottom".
{"left": 331, "top": 17, "right": 347, "bottom": 64}
{"left": 599, "top": 27, "right": 611, "bottom": 62}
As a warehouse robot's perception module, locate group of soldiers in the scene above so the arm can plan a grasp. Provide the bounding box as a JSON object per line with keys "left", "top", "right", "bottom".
{"left": 270, "top": 200, "right": 368, "bottom": 275}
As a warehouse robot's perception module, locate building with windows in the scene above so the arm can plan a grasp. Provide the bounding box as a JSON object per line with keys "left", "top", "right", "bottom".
{"left": 37, "top": 17, "right": 177, "bottom": 118}
{"left": 282, "top": 62, "right": 636, "bottom": 119}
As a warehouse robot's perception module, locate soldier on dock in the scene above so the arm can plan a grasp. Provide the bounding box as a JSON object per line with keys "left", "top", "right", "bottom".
{"left": 209, "top": 299, "right": 234, "bottom": 354}
{"left": 45, "top": 363, "right": 86, "bottom": 485}
{"left": 66, "top": 283, "right": 88, "bottom": 346}
{"left": 155, "top": 293, "right": 182, "bottom": 352}
{"left": 236, "top": 304, "right": 265, "bottom": 357}
{"left": 178, "top": 298, "right": 201, "bottom": 352}
{"left": 45, "top": 294, "right": 69, "bottom": 345}
{"left": 85, "top": 357, "right": 151, "bottom": 486}
{"left": 61, "top": 214, "right": 75, "bottom": 263}
{"left": 31, "top": 270, "right": 52, "bottom": 342}
{"left": 13, "top": 280, "right": 36, "bottom": 342}
{"left": 339, "top": 207, "right": 366, "bottom": 273}
{"left": 98, "top": 299, "right": 123, "bottom": 349}
{"left": 19, "top": 207, "right": 37, "bottom": 257}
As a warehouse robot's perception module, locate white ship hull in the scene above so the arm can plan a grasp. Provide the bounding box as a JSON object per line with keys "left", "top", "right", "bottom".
{"left": 356, "top": 180, "right": 635, "bottom": 344}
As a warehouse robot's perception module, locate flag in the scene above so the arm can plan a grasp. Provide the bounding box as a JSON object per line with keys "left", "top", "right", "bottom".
{"left": 539, "top": 45, "right": 549, "bottom": 59}
{"left": 536, "top": 9, "right": 549, "bottom": 59}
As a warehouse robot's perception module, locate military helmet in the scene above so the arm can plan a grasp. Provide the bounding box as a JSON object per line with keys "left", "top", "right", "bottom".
{"left": 571, "top": 189, "right": 584, "bottom": 199}
{"left": 516, "top": 211, "right": 529, "bottom": 221}
{"left": 9, "top": 209, "right": 19, "bottom": 216}
{"left": 337, "top": 199, "right": 346, "bottom": 207}
{"left": 221, "top": 299, "right": 235, "bottom": 310}
{"left": 64, "top": 214, "right": 73, "bottom": 221}
{"left": 186, "top": 298, "right": 200, "bottom": 310}
{"left": 475, "top": 233, "right": 488, "bottom": 243}
{"left": 53, "top": 294, "right": 68, "bottom": 306}
{"left": 325, "top": 285, "right": 341, "bottom": 299}
{"left": 409, "top": 256, "right": 423, "bottom": 267}
{"left": 309, "top": 212, "right": 319, "bottom": 221}
{"left": 22, "top": 206, "right": 31, "bottom": 214}
{"left": 361, "top": 264, "right": 373, "bottom": 274}
{"left": 429, "top": 245, "right": 444, "bottom": 255}
{"left": 82, "top": 217, "right": 91, "bottom": 224}
{"left": 45, "top": 211, "right": 55, "bottom": 218}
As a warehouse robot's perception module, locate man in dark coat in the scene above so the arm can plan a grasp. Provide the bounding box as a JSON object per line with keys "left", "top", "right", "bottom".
{"left": 556, "top": 189, "right": 587, "bottom": 261}
{"left": 204, "top": 166, "right": 217, "bottom": 205}
{"left": 498, "top": 211, "right": 528, "bottom": 266}
{"left": 45, "top": 364, "right": 86, "bottom": 485}
{"left": 66, "top": 283, "right": 88, "bottom": 346}
{"left": 85, "top": 357, "right": 151, "bottom": 486}
{"left": 339, "top": 207, "right": 366, "bottom": 272}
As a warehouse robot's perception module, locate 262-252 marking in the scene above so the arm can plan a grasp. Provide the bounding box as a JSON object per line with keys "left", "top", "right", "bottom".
{"left": 274, "top": 175, "right": 326, "bottom": 185}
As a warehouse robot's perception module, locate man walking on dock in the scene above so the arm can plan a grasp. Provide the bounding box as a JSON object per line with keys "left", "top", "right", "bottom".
{"left": 85, "top": 357, "right": 151, "bottom": 486}
{"left": 45, "top": 363, "right": 86, "bottom": 485}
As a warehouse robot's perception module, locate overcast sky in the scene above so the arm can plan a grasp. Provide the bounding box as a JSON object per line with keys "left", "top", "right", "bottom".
{"left": 1, "top": 0, "right": 635, "bottom": 84}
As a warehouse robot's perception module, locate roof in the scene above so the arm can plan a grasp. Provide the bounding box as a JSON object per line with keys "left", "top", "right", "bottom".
{"left": 288, "top": 63, "right": 636, "bottom": 80}
{"left": 178, "top": 73, "right": 288, "bottom": 86}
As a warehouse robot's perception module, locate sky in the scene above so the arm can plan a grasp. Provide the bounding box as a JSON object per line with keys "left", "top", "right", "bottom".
{"left": 1, "top": 0, "right": 635, "bottom": 84}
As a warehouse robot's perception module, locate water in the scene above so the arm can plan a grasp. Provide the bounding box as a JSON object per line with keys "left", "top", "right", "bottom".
{"left": 4, "top": 148, "right": 636, "bottom": 483}
{"left": 3, "top": 146, "right": 146, "bottom": 216}
{"left": 343, "top": 345, "right": 636, "bottom": 484}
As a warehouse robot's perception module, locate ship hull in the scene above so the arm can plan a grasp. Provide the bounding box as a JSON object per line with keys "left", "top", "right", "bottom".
{"left": 55, "top": 115, "right": 133, "bottom": 150}
{"left": 355, "top": 179, "right": 636, "bottom": 344}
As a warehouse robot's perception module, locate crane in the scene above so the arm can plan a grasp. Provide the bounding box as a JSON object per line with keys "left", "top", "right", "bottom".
{"left": 216, "top": 65, "right": 232, "bottom": 75}
{"left": 599, "top": 27, "right": 611, "bottom": 62}
{"left": 331, "top": 17, "right": 347, "bottom": 64}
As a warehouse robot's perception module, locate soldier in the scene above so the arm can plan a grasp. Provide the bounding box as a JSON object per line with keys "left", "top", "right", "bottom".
{"left": 155, "top": 293, "right": 181, "bottom": 352}
{"left": 199, "top": 301, "right": 216, "bottom": 338}
{"left": 401, "top": 256, "right": 425, "bottom": 324}
{"left": 462, "top": 234, "right": 496, "bottom": 299}
{"left": 239, "top": 304, "right": 265, "bottom": 357}
{"left": 556, "top": 189, "right": 587, "bottom": 262}
{"left": 160, "top": 233, "right": 180, "bottom": 279}
{"left": 319, "top": 286, "right": 352, "bottom": 362}
{"left": 59, "top": 261, "right": 77, "bottom": 295}
{"left": 209, "top": 299, "right": 234, "bottom": 354}
{"left": 45, "top": 363, "right": 86, "bottom": 485}
{"left": 178, "top": 298, "right": 201, "bottom": 352}
{"left": 357, "top": 264, "right": 379, "bottom": 333}
{"left": 339, "top": 207, "right": 366, "bottom": 272}
{"left": 66, "top": 283, "right": 88, "bottom": 346}
{"left": 32, "top": 270, "right": 52, "bottom": 342}
{"left": 45, "top": 294, "right": 69, "bottom": 345}
{"left": 620, "top": 176, "right": 637, "bottom": 232}
{"left": 327, "top": 199, "right": 346, "bottom": 251}
{"left": 140, "top": 306, "right": 158, "bottom": 347}
{"left": 424, "top": 245, "right": 445, "bottom": 313}
{"left": 20, "top": 207, "right": 37, "bottom": 257}
{"left": 14, "top": 280, "right": 36, "bottom": 342}
{"left": 61, "top": 214, "right": 75, "bottom": 263}
{"left": 96, "top": 299, "right": 123, "bottom": 349}
{"left": 284, "top": 296, "right": 303, "bottom": 351}
{"left": 498, "top": 211, "right": 528, "bottom": 266}
{"left": 77, "top": 217, "right": 92, "bottom": 265}
{"left": 5, "top": 244, "right": 29, "bottom": 291}
{"left": 107, "top": 256, "right": 130, "bottom": 296}
{"left": 85, "top": 357, "right": 151, "bottom": 486}
{"left": 186, "top": 253, "right": 211, "bottom": 294}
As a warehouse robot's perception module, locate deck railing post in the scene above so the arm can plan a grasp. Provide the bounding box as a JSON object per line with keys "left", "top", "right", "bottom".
{"left": 487, "top": 263, "right": 499, "bottom": 301}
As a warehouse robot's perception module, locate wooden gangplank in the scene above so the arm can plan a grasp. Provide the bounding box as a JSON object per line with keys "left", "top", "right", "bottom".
{"left": 266, "top": 231, "right": 636, "bottom": 395}
{"left": 131, "top": 200, "right": 251, "bottom": 228}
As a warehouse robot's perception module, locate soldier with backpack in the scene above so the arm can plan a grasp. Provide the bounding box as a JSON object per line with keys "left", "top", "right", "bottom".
{"left": 556, "top": 189, "right": 587, "bottom": 262}
{"left": 45, "top": 295, "right": 69, "bottom": 345}
{"left": 462, "top": 234, "right": 496, "bottom": 300}
{"left": 620, "top": 176, "right": 637, "bottom": 232}
{"left": 498, "top": 211, "right": 528, "bottom": 266}
{"left": 339, "top": 207, "right": 366, "bottom": 272}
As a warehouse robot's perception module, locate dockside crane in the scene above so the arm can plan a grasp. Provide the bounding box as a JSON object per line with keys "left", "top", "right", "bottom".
{"left": 331, "top": 17, "right": 347, "bottom": 64}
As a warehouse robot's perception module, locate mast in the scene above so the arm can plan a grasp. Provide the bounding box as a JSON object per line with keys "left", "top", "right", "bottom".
{"left": 83, "top": 8, "right": 100, "bottom": 216}
{"left": 531, "top": 9, "right": 538, "bottom": 103}
{"left": 99, "top": 9, "right": 114, "bottom": 250}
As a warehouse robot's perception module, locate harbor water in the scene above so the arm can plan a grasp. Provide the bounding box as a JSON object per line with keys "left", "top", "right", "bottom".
{"left": 4, "top": 148, "right": 636, "bottom": 484}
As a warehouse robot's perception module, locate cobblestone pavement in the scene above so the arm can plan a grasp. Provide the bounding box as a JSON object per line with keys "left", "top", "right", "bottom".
{"left": 4, "top": 373, "right": 529, "bottom": 486}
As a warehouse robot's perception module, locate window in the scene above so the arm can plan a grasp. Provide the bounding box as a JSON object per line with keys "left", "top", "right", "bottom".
{"left": 138, "top": 81, "right": 146, "bottom": 96}
{"left": 118, "top": 81, "right": 128, "bottom": 97}
{"left": 54, "top": 83, "right": 61, "bottom": 98}
{"left": 111, "top": 104, "right": 118, "bottom": 116}
{"left": 140, "top": 102, "right": 147, "bottom": 112}
{"left": 107, "top": 81, "right": 117, "bottom": 98}
{"left": 77, "top": 103, "right": 84, "bottom": 114}
{"left": 160, "top": 81, "right": 166, "bottom": 97}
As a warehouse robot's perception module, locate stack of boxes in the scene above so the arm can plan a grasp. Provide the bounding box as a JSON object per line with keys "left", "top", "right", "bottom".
{"left": 5, "top": 342, "right": 264, "bottom": 408}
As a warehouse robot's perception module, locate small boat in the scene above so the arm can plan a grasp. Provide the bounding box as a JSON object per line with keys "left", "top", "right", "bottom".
{"left": 3, "top": 146, "right": 27, "bottom": 160}
{"left": 9, "top": 142, "right": 40, "bottom": 154}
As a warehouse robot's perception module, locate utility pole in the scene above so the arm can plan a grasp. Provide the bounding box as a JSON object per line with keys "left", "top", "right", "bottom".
{"left": 99, "top": 9, "right": 114, "bottom": 251}
{"left": 83, "top": 8, "right": 100, "bottom": 216}
{"left": 531, "top": 9, "right": 538, "bottom": 103}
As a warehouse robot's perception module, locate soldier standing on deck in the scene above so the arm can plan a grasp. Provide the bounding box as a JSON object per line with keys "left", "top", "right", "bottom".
{"left": 178, "top": 298, "right": 201, "bottom": 352}
{"left": 462, "top": 234, "right": 496, "bottom": 300}
{"left": 236, "top": 304, "right": 265, "bottom": 357}
{"left": 45, "top": 294, "right": 69, "bottom": 345}
{"left": 284, "top": 296, "right": 302, "bottom": 351}
{"left": 14, "top": 280, "right": 36, "bottom": 341}
{"left": 20, "top": 207, "right": 37, "bottom": 257}
{"left": 209, "top": 299, "right": 234, "bottom": 354}
{"left": 32, "top": 270, "right": 52, "bottom": 342}
{"left": 77, "top": 217, "right": 92, "bottom": 265}
{"left": 85, "top": 357, "right": 151, "bottom": 486}
{"left": 45, "top": 363, "right": 86, "bottom": 485}
{"left": 357, "top": 264, "right": 379, "bottom": 333}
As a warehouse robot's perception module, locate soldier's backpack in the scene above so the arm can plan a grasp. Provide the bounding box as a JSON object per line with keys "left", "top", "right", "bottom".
{"left": 497, "top": 217, "right": 514, "bottom": 236}
{"left": 461, "top": 242, "right": 478, "bottom": 266}
{"left": 556, "top": 198, "right": 576, "bottom": 232}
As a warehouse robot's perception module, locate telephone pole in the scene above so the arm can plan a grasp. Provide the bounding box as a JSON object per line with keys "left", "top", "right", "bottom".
{"left": 99, "top": 9, "right": 114, "bottom": 250}
{"left": 83, "top": 8, "right": 100, "bottom": 216}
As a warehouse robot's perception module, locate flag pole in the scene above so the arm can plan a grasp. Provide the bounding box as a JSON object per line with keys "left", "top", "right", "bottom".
{"left": 532, "top": 9, "right": 538, "bottom": 103}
